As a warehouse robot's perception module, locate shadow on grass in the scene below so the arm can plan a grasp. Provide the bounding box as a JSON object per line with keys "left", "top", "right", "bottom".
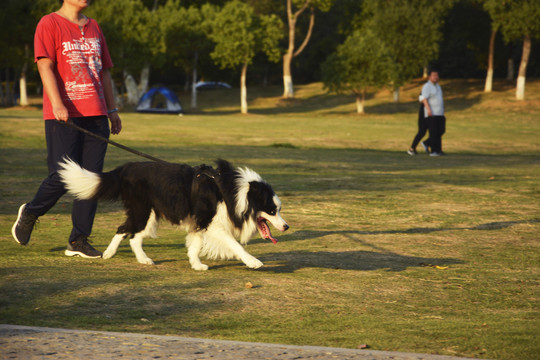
{"left": 257, "top": 250, "right": 463, "bottom": 273}
{"left": 200, "top": 91, "right": 482, "bottom": 116}
{"left": 0, "top": 270, "right": 222, "bottom": 328}
{"left": 190, "top": 80, "right": 483, "bottom": 116}
{"left": 250, "top": 219, "right": 538, "bottom": 273}
{"left": 264, "top": 219, "right": 539, "bottom": 248}
{"left": 252, "top": 226, "right": 467, "bottom": 273}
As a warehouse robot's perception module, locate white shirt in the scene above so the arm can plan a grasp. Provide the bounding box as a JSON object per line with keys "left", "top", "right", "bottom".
{"left": 421, "top": 80, "right": 444, "bottom": 117}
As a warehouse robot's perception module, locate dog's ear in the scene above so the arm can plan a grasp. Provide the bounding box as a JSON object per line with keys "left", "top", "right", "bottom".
{"left": 215, "top": 159, "right": 234, "bottom": 174}
{"left": 247, "top": 181, "right": 274, "bottom": 205}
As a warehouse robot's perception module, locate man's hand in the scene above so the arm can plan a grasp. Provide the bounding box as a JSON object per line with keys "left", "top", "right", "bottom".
{"left": 109, "top": 112, "right": 122, "bottom": 135}
{"left": 52, "top": 104, "right": 69, "bottom": 121}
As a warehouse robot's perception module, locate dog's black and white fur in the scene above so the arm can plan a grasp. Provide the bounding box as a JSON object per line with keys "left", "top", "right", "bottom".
{"left": 58, "top": 158, "right": 288, "bottom": 270}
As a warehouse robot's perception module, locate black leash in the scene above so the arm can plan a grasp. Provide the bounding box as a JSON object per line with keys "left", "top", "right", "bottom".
{"left": 59, "top": 119, "right": 168, "bottom": 164}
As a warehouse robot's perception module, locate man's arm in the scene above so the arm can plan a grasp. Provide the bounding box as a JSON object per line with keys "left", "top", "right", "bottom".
{"left": 102, "top": 68, "right": 122, "bottom": 135}
{"left": 37, "top": 57, "right": 68, "bottom": 121}
{"left": 422, "top": 98, "right": 432, "bottom": 117}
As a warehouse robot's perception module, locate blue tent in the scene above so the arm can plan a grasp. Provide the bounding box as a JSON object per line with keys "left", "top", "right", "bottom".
{"left": 136, "top": 87, "right": 183, "bottom": 114}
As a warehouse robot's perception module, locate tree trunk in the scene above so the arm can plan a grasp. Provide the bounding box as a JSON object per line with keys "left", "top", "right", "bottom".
{"left": 484, "top": 29, "right": 496, "bottom": 93}
{"left": 283, "top": 52, "right": 294, "bottom": 98}
{"left": 184, "top": 69, "right": 190, "bottom": 92}
{"left": 140, "top": 65, "right": 150, "bottom": 96}
{"left": 240, "top": 62, "right": 248, "bottom": 114}
{"left": 283, "top": 0, "right": 296, "bottom": 99}
{"left": 191, "top": 51, "right": 198, "bottom": 110}
{"left": 393, "top": 87, "right": 400, "bottom": 103}
{"left": 516, "top": 34, "right": 530, "bottom": 101}
{"left": 124, "top": 71, "right": 140, "bottom": 105}
{"left": 18, "top": 44, "right": 30, "bottom": 106}
{"left": 124, "top": 66, "right": 151, "bottom": 105}
{"left": 356, "top": 90, "right": 365, "bottom": 114}
{"left": 111, "top": 77, "right": 123, "bottom": 109}
{"left": 5, "top": 68, "right": 12, "bottom": 106}
{"left": 19, "top": 73, "right": 28, "bottom": 106}
{"left": 506, "top": 58, "right": 514, "bottom": 80}
{"left": 282, "top": 0, "right": 314, "bottom": 99}
{"left": 0, "top": 72, "right": 3, "bottom": 106}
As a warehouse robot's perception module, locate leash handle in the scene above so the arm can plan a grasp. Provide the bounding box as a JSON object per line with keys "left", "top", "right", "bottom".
{"left": 58, "top": 119, "right": 168, "bottom": 164}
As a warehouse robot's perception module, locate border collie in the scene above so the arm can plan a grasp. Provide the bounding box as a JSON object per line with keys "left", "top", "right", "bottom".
{"left": 58, "top": 158, "right": 288, "bottom": 270}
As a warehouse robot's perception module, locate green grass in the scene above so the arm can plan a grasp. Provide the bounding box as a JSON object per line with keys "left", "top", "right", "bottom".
{"left": 1, "top": 79, "right": 539, "bottom": 359}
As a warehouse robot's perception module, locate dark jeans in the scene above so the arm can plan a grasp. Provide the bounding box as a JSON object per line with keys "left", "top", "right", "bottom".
{"left": 26, "top": 116, "right": 109, "bottom": 243}
{"left": 410, "top": 103, "right": 427, "bottom": 149}
{"left": 424, "top": 115, "right": 446, "bottom": 153}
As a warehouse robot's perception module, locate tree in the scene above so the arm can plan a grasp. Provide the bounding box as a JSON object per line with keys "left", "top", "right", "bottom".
{"left": 205, "top": 0, "right": 283, "bottom": 114}
{"left": 480, "top": 0, "right": 498, "bottom": 93}
{"left": 156, "top": 1, "right": 212, "bottom": 110}
{"left": 483, "top": 28, "right": 497, "bottom": 92}
{"left": 0, "top": 0, "right": 46, "bottom": 106}
{"left": 362, "top": 0, "right": 453, "bottom": 102}
{"left": 87, "top": 0, "right": 157, "bottom": 105}
{"left": 322, "top": 29, "right": 396, "bottom": 114}
{"left": 483, "top": 0, "right": 540, "bottom": 100}
{"left": 282, "top": 0, "right": 332, "bottom": 98}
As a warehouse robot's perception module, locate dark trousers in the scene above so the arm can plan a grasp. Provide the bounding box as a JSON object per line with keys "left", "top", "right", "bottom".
{"left": 410, "top": 104, "right": 428, "bottom": 149}
{"left": 424, "top": 115, "right": 446, "bottom": 153}
{"left": 26, "top": 117, "right": 109, "bottom": 243}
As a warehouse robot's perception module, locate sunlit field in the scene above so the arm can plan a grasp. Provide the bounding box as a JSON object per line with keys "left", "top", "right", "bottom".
{"left": 1, "top": 79, "right": 538, "bottom": 359}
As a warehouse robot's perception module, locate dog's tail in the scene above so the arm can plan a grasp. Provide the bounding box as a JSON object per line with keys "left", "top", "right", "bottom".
{"left": 58, "top": 157, "right": 121, "bottom": 201}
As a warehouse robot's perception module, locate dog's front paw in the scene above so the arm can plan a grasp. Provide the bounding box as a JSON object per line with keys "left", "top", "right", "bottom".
{"left": 191, "top": 263, "right": 209, "bottom": 271}
{"left": 102, "top": 249, "right": 115, "bottom": 259}
{"left": 244, "top": 257, "right": 263, "bottom": 269}
{"left": 137, "top": 257, "right": 155, "bottom": 265}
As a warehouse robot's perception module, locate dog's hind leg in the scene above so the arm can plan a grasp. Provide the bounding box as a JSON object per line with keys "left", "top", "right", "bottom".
{"left": 103, "top": 233, "right": 127, "bottom": 259}
{"left": 186, "top": 232, "right": 208, "bottom": 271}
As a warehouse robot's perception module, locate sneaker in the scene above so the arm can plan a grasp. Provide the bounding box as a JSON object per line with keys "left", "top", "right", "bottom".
{"left": 421, "top": 141, "right": 430, "bottom": 154}
{"left": 12, "top": 204, "right": 39, "bottom": 245}
{"left": 430, "top": 152, "right": 442, "bottom": 157}
{"left": 65, "top": 235, "right": 102, "bottom": 258}
{"left": 407, "top": 148, "right": 417, "bottom": 156}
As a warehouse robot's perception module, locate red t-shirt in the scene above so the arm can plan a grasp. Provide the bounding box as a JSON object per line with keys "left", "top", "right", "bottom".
{"left": 34, "top": 13, "right": 113, "bottom": 120}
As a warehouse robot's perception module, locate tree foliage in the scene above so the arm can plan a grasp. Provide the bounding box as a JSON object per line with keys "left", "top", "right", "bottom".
{"left": 0, "top": 0, "right": 46, "bottom": 105}
{"left": 362, "top": 0, "right": 453, "bottom": 89}
{"left": 205, "top": 0, "right": 283, "bottom": 70}
{"left": 482, "top": 0, "right": 540, "bottom": 99}
{"left": 322, "top": 29, "right": 396, "bottom": 93}
{"left": 1, "top": 0, "right": 539, "bottom": 109}
{"left": 322, "top": 29, "right": 397, "bottom": 113}
{"left": 483, "top": 0, "right": 540, "bottom": 43}
{"left": 155, "top": 1, "right": 210, "bottom": 70}
{"left": 86, "top": 0, "right": 154, "bottom": 77}
{"left": 204, "top": 0, "right": 283, "bottom": 113}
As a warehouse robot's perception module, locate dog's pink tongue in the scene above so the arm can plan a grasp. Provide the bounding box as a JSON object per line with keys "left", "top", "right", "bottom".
{"left": 257, "top": 218, "right": 278, "bottom": 244}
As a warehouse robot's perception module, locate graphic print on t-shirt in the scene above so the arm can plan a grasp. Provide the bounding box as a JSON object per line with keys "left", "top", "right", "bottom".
{"left": 62, "top": 36, "right": 104, "bottom": 101}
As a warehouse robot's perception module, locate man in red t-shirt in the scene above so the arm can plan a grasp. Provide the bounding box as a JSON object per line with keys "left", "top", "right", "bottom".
{"left": 12, "top": 0, "right": 122, "bottom": 258}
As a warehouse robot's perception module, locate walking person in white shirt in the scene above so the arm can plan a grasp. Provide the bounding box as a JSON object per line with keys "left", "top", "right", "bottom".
{"left": 420, "top": 70, "right": 446, "bottom": 156}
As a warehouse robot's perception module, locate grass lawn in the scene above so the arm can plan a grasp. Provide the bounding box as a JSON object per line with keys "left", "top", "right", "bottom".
{"left": 0, "top": 79, "right": 538, "bottom": 359}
